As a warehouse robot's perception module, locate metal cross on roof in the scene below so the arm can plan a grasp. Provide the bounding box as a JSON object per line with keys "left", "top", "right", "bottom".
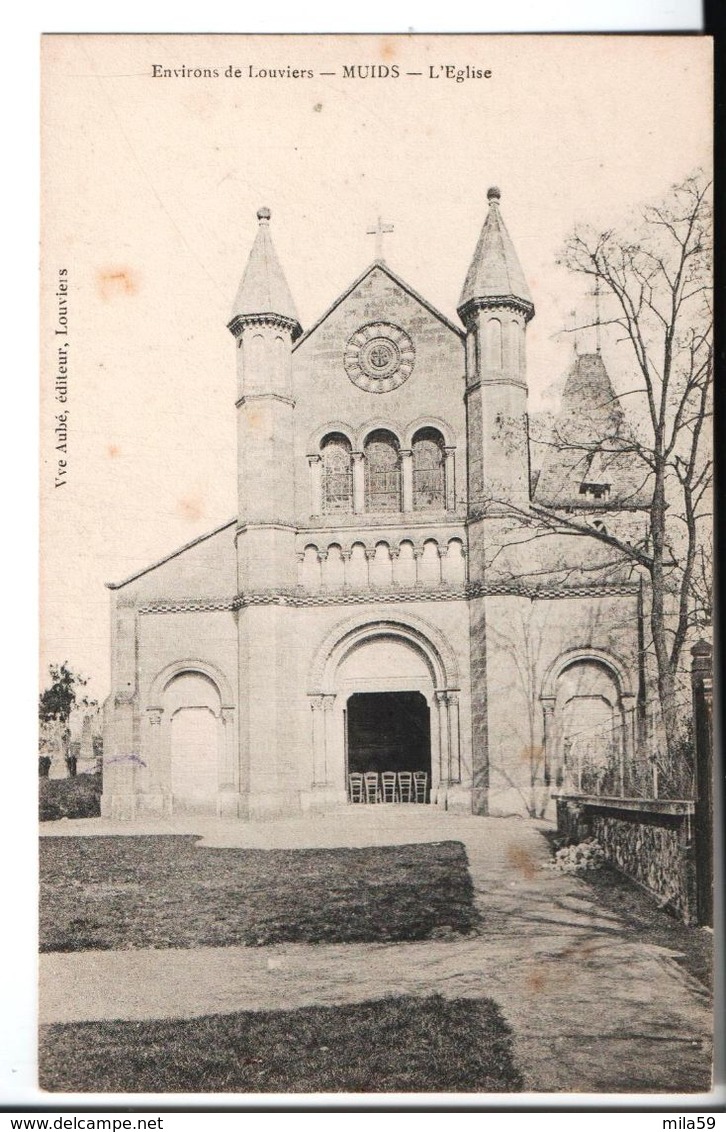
{"left": 367, "top": 216, "right": 394, "bottom": 261}
{"left": 569, "top": 308, "right": 579, "bottom": 355}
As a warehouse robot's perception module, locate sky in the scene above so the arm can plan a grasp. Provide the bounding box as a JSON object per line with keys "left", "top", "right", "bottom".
{"left": 40, "top": 33, "right": 712, "bottom": 701}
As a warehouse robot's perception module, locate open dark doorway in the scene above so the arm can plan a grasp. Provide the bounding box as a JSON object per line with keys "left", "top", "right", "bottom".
{"left": 346, "top": 691, "right": 431, "bottom": 799}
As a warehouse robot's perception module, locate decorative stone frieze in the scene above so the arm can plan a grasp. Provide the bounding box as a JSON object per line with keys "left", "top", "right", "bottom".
{"left": 235, "top": 392, "right": 296, "bottom": 409}
{"left": 233, "top": 586, "right": 468, "bottom": 609}
{"left": 231, "top": 577, "right": 639, "bottom": 610}
{"left": 138, "top": 598, "right": 234, "bottom": 614}
{"left": 227, "top": 312, "right": 300, "bottom": 339}
{"left": 458, "top": 294, "right": 534, "bottom": 326}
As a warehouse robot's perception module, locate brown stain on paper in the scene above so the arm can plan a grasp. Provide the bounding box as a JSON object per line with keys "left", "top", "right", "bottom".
{"left": 96, "top": 267, "right": 139, "bottom": 303}
{"left": 506, "top": 843, "right": 537, "bottom": 881}
{"left": 245, "top": 408, "right": 273, "bottom": 439}
{"left": 106, "top": 444, "right": 121, "bottom": 459}
{"left": 178, "top": 496, "right": 205, "bottom": 522}
{"left": 526, "top": 970, "right": 547, "bottom": 995}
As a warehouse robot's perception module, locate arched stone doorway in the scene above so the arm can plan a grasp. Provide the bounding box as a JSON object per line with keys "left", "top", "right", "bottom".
{"left": 307, "top": 614, "right": 461, "bottom": 809}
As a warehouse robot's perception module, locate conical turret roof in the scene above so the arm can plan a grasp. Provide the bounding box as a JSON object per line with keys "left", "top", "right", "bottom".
{"left": 458, "top": 187, "right": 533, "bottom": 320}
{"left": 229, "top": 208, "right": 301, "bottom": 337}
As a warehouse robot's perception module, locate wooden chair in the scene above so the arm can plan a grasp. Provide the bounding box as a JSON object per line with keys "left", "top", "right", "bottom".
{"left": 381, "top": 771, "right": 397, "bottom": 803}
{"left": 413, "top": 771, "right": 428, "bottom": 804}
{"left": 397, "top": 771, "right": 413, "bottom": 803}
{"left": 363, "top": 771, "right": 379, "bottom": 804}
{"left": 348, "top": 772, "right": 365, "bottom": 804}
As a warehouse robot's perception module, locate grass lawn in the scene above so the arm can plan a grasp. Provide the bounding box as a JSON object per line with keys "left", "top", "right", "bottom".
{"left": 39, "top": 774, "right": 101, "bottom": 822}
{"left": 39, "top": 993, "right": 522, "bottom": 1093}
{"left": 40, "top": 836, "right": 479, "bottom": 952}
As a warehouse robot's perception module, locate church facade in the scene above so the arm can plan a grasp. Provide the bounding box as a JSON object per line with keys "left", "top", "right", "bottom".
{"left": 102, "top": 190, "right": 647, "bottom": 821}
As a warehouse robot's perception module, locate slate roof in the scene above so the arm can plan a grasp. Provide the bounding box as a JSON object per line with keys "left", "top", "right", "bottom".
{"left": 561, "top": 351, "right": 623, "bottom": 423}
{"left": 533, "top": 353, "right": 651, "bottom": 510}
{"left": 458, "top": 187, "right": 533, "bottom": 318}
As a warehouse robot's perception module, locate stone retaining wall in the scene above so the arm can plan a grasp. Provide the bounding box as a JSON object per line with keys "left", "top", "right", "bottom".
{"left": 555, "top": 795, "right": 697, "bottom": 924}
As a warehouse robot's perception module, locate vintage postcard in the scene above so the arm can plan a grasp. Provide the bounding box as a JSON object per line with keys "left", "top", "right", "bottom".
{"left": 39, "top": 34, "right": 714, "bottom": 1101}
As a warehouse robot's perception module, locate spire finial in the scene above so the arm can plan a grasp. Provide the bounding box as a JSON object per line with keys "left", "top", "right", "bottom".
{"left": 487, "top": 186, "right": 501, "bottom": 204}
{"left": 586, "top": 279, "right": 603, "bottom": 353}
{"left": 257, "top": 206, "right": 271, "bottom": 224}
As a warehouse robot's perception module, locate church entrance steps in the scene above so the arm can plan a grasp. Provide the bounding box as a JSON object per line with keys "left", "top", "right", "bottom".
{"left": 39, "top": 814, "right": 712, "bottom": 1092}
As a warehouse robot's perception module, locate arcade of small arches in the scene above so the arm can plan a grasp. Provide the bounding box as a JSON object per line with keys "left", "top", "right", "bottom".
{"left": 307, "top": 422, "right": 457, "bottom": 517}
{"left": 297, "top": 536, "right": 467, "bottom": 590}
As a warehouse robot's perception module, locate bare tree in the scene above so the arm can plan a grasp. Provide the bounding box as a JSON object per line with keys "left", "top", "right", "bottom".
{"left": 490, "top": 173, "right": 712, "bottom": 757}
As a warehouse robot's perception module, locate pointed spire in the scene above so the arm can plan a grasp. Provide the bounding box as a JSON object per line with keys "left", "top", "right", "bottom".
{"left": 458, "top": 187, "right": 534, "bottom": 323}
{"left": 228, "top": 208, "right": 302, "bottom": 339}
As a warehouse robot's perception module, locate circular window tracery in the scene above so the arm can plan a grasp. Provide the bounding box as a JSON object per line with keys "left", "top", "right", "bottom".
{"left": 344, "top": 322, "right": 415, "bottom": 393}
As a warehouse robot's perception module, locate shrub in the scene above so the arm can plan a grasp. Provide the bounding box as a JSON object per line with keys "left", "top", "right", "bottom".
{"left": 39, "top": 773, "right": 102, "bottom": 822}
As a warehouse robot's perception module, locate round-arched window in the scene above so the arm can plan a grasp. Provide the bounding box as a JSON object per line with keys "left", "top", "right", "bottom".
{"left": 364, "top": 429, "right": 401, "bottom": 512}
{"left": 412, "top": 428, "right": 446, "bottom": 510}
{"left": 485, "top": 317, "right": 503, "bottom": 370}
{"left": 321, "top": 433, "right": 353, "bottom": 514}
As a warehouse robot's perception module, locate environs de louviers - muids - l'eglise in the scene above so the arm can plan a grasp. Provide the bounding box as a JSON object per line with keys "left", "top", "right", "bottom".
{"left": 102, "top": 189, "right": 649, "bottom": 821}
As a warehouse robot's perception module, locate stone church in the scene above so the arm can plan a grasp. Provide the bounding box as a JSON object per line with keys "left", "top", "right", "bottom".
{"left": 103, "top": 189, "right": 649, "bottom": 821}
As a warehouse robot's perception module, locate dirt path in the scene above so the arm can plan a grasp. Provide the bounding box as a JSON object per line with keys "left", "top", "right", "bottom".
{"left": 40, "top": 810, "right": 713, "bottom": 1093}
